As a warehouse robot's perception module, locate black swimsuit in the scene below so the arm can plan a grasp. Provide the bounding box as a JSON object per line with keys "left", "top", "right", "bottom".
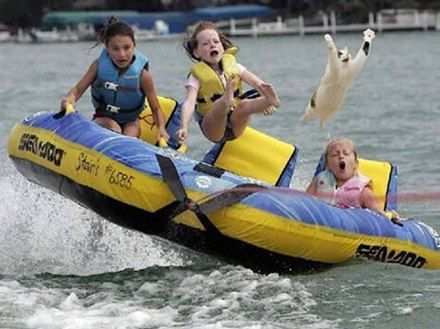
{"left": 199, "top": 89, "right": 260, "bottom": 144}
{"left": 199, "top": 108, "right": 236, "bottom": 144}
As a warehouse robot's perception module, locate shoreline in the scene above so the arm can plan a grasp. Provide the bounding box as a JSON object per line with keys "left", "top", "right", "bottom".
{"left": 224, "top": 10, "right": 440, "bottom": 37}
{"left": 1, "top": 9, "right": 439, "bottom": 44}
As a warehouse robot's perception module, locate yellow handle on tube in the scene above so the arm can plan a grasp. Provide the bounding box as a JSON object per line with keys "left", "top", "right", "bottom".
{"left": 65, "top": 104, "right": 74, "bottom": 114}
{"left": 158, "top": 137, "right": 168, "bottom": 148}
{"left": 158, "top": 137, "right": 187, "bottom": 154}
{"left": 177, "top": 144, "right": 188, "bottom": 154}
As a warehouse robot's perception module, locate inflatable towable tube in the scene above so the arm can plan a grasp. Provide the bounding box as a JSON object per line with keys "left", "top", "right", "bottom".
{"left": 7, "top": 102, "right": 440, "bottom": 272}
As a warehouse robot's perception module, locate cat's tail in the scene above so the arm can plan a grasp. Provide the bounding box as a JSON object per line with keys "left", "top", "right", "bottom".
{"left": 300, "top": 106, "right": 313, "bottom": 123}
{"left": 300, "top": 91, "right": 317, "bottom": 123}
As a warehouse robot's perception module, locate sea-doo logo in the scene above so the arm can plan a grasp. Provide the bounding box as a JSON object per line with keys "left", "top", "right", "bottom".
{"left": 18, "top": 133, "right": 66, "bottom": 167}
{"left": 355, "top": 244, "right": 426, "bottom": 268}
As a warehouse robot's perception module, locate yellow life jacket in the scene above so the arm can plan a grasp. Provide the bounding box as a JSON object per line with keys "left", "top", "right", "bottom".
{"left": 190, "top": 48, "right": 243, "bottom": 117}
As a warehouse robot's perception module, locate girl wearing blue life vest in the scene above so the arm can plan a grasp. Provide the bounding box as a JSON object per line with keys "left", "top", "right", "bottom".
{"left": 61, "top": 17, "right": 169, "bottom": 140}
{"left": 177, "top": 21, "right": 281, "bottom": 144}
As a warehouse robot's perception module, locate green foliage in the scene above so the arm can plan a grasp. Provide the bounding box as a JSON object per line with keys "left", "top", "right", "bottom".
{"left": 0, "top": 0, "right": 438, "bottom": 28}
{"left": 336, "top": 0, "right": 374, "bottom": 23}
{"left": 0, "top": 0, "right": 45, "bottom": 27}
{"left": 392, "top": 0, "right": 420, "bottom": 9}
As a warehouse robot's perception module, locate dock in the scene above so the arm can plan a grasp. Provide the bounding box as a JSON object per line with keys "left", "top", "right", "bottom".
{"left": 222, "top": 9, "right": 440, "bottom": 37}
{"left": 2, "top": 8, "right": 439, "bottom": 44}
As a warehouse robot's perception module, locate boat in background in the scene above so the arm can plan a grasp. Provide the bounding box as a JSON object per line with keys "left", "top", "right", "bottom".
{"left": 0, "top": 22, "right": 15, "bottom": 43}
{"left": 15, "top": 27, "right": 80, "bottom": 43}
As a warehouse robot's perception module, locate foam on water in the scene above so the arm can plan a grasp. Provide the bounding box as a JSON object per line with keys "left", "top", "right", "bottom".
{"left": 0, "top": 265, "right": 338, "bottom": 329}
{"left": 0, "top": 149, "right": 186, "bottom": 276}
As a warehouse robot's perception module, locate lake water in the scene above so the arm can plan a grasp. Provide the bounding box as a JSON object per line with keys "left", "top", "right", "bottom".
{"left": 0, "top": 31, "right": 439, "bottom": 328}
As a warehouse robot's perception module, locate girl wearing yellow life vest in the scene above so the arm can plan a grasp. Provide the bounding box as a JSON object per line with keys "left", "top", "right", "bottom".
{"left": 177, "top": 21, "right": 281, "bottom": 143}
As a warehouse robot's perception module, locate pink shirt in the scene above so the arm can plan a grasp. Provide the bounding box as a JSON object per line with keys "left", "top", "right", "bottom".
{"left": 334, "top": 174, "right": 371, "bottom": 209}
{"left": 186, "top": 63, "right": 247, "bottom": 91}
{"left": 316, "top": 170, "right": 371, "bottom": 209}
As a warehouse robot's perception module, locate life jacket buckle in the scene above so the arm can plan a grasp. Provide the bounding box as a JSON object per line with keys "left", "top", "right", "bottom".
{"left": 106, "top": 104, "right": 120, "bottom": 113}
{"left": 104, "top": 82, "right": 119, "bottom": 91}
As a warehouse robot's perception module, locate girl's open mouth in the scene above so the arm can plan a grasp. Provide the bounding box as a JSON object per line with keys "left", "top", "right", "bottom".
{"left": 339, "top": 161, "right": 346, "bottom": 170}
{"left": 210, "top": 50, "right": 219, "bottom": 56}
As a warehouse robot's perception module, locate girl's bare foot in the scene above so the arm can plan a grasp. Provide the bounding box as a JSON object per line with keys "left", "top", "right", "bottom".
{"left": 259, "top": 83, "right": 281, "bottom": 108}
{"left": 263, "top": 105, "right": 276, "bottom": 116}
{"left": 222, "top": 77, "right": 236, "bottom": 108}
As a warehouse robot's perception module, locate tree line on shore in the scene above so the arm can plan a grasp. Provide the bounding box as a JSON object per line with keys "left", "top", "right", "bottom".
{"left": 1, "top": 0, "right": 439, "bottom": 29}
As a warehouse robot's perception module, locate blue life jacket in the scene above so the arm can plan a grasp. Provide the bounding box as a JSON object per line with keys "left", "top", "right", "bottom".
{"left": 91, "top": 49, "right": 148, "bottom": 124}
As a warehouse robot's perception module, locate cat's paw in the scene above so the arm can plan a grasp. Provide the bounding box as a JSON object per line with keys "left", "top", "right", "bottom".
{"left": 363, "top": 29, "right": 375, "bottom": 42}
{"left": 324, "top": 34, "right": 334, "bottom": 48}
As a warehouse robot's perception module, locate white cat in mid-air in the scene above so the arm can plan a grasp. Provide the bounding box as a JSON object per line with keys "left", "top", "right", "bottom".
{"left": 301, "top": 29, "right": 375, "bottom": 129}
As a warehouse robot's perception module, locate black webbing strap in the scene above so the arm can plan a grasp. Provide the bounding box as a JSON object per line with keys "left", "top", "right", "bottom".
{"left": 156, "top": 154, "right": 266, "bottom": 237}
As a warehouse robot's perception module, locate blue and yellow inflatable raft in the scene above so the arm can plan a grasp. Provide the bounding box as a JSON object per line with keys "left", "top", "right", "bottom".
{"left": 7, "top": 98, "right": 440, "bottom": 271}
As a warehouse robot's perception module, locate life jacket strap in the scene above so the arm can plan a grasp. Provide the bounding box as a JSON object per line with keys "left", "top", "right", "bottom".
{"left": 92, "top": 94, "right": 144, "bottom": 114}
{"left": 94, "top": 80, "right": 138, "bottom": 93}
{"left": 104, "top": 81, "right": 118, "bottom": 91}
{"left": 106, "top": 104, "right": 120, "bottom": 113}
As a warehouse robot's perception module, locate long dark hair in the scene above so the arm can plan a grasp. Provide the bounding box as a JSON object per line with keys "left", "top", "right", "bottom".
{"left": 182, "top": 21, "right": 234, "bottom": 61}
{"left": 93, "top": 16, "right": 135, "bottom": 48}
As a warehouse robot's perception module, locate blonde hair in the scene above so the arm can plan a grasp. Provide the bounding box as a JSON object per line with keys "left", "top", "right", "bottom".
{"left": 182, "top": 20, "right": 234, "bottom": 61}
{"left": 324, "top": 138, "right": 359, "bottom": 167}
